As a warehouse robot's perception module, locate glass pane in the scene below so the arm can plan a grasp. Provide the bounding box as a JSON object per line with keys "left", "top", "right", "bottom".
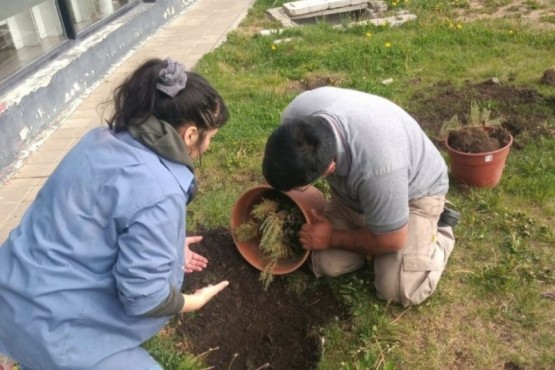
{"left": 0, "top": 0, "right": 66, "bottom": 83}
{"left": 67, "top": 0, "right": 133, "bottom": 33}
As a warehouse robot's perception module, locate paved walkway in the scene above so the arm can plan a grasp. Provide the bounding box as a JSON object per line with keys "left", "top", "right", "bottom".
{"left": 0, "top": 0, "right": 255, "bottom": 243}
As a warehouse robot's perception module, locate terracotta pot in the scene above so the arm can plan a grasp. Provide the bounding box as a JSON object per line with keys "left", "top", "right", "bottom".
{"left": 230, "top": 184, "right": 327, "bottom": 275}
{"left": 445, "top": 126, "right": 513, "bottom": 188}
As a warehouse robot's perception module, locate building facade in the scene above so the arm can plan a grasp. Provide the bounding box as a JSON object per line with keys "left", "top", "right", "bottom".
{"left": 0, "top": 0, "right": 195, "bottom": 180}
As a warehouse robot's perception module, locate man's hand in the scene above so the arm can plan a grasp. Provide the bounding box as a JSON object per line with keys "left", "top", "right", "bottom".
{"left": 300, "top": 209, "right": 408, "bottom": 255}
{"left": 299, "top": 209, "right": 333, "bottom": 251}
{"left": 181, "top": 281, "right": 229, "bottom": 312}
{"left": 184, "top": 236, "right": 208, "bottom": 273}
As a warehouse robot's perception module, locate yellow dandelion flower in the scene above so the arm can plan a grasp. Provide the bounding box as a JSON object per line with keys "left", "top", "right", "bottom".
{"left": 271, "top": 44, "right": 277, "bottom": 50}
{"left": 384, "top": 42, "right": 391, "bottom": 48}
{"left": 456, "top": 24, "right": 463, "bottom": 29}
{"left": 509, "top": 30, "right": 514, "bottom": 34}
{"left": 366, "top": 32, "right": 372, "bottom": 38}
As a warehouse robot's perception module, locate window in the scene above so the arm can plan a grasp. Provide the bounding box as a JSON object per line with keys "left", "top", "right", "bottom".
{"left": 0, "top": 0, "right": 137, "bottom": 84}
{"left": 66, "top": 0, "right": 133, "bottom": 33}
{"left": 0, "top": 0, "right": 66, "bottom": 82}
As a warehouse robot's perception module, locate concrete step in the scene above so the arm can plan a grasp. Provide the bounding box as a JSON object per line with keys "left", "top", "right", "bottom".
{"left": 283, "top": 0, "right": 368, "bottom": 17}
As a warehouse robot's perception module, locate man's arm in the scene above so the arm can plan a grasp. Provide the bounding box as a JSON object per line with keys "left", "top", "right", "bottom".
{"left": 329, "top": 225, "right": 407, "bottom": 254}
{"left": 299, "top": 209, "right": 407, "bottom": 255}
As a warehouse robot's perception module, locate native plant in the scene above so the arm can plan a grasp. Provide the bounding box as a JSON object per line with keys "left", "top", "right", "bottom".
{"left": 440, "top": 100, "right": 504, "bottom": 137}
{"left": 234, "top": 195, "right": 305, "bottom": 289}
{"left": 441, "top": 100, "right": 510, "bottom": 153}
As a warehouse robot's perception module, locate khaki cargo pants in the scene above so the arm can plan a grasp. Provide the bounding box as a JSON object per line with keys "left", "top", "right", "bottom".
{"left": 311, "top": 194, "right": 456, "bottom": 307}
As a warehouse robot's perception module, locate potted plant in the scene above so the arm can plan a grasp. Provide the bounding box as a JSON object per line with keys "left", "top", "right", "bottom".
{"left": 442, "top": 100, "right": 513, "bottom": 188}
{"left": 230, "top": 184, "right": 326, "bottom": 288}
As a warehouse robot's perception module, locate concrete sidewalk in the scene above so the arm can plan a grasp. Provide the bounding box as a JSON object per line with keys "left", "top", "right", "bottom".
{"left": 0, "top": 0, "right": 255, "bottom": 243}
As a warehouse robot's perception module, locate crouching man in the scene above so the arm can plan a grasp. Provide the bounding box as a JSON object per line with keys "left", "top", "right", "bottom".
{"left": 262, "top": 87, "right": 459, "bottom": 307}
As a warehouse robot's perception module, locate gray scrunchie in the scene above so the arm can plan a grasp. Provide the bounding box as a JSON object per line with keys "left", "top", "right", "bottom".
{"left": 156, "top": 58, "right": 187, "bottom": 98}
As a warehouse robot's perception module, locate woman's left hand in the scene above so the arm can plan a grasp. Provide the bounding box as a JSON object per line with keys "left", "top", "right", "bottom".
{"left": 184, "top": 236, "right": 208, "bottom": 273}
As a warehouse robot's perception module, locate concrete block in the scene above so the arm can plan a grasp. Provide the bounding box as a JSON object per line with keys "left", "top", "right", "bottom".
{"left": 284, "top": 0, "right": 329, "bottom": 16}
{"left": 284, "top": 0, "right": 368, "bottom": 17}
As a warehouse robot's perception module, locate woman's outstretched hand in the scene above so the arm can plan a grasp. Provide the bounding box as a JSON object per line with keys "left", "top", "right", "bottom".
{"left": 181, "top": 236, "right": 228, "bottom": 312}
{"left": 181, "top": 281, "right": 229, "bottom": 312}
{"left": 184, "top": 236, "right": 208, "bottom": 273}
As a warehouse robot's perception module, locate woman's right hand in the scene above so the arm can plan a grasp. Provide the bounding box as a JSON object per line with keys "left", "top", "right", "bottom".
{"left": 181, "top": 280, "right": 229, "bottom": 312}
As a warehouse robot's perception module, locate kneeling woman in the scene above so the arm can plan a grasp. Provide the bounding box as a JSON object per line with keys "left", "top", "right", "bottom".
{"left": 0, "top": 58, "right": 229, "bottom": 370}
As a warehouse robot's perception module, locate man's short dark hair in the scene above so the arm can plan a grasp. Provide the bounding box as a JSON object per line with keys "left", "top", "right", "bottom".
{"left": 262, "top": 115, "right": 336, "bottom": 191}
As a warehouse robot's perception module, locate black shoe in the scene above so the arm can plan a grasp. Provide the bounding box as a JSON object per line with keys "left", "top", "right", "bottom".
{"left": 438, "top": 208, "right": 460, "bottom": 228}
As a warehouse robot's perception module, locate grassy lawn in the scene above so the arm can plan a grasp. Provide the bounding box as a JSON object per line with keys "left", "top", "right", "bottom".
{"left": 145, "top": 0, "right": 555, "bottom": 369}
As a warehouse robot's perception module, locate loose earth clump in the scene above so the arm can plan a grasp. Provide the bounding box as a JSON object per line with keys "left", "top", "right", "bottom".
{"left": 175, "top": 228, "right": 347, "bottom": 370}
{"left": 541, "top": 68, "right": 555, "bottom": 86}
{"left": 447, "top": 126, "right": 512, "bottom": 153}
{"left": 409, "top": 80, "right": 555, "bottom": 149}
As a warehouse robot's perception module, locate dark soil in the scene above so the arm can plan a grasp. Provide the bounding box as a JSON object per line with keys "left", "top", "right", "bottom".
{"left": 176, "top": 228, "right": 346, "bottom": 370}
{"left": 409, "top": 80, "right": 555, "bottom": 149}
{"left": 447, "top": 126, "right": 512, "bottom": 153}
{"left": 541, "top": 68, "right": 555, "bottom": 86}
{"left": 293, "top": 77, "right": 554, "bottom": 150}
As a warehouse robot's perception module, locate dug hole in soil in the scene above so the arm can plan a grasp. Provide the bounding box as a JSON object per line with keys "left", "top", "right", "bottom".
{"left": 176, "top": 228, "right": 346, "bottom": 370}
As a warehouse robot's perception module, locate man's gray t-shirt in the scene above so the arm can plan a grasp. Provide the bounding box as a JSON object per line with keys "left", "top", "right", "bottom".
{"left": 281, "top": 87, "right": 449, "bottom": 233}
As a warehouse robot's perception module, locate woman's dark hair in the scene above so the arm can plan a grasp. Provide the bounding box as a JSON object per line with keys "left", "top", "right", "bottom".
{"left": 262, "top": 116, "right": 336, "bottom": 191}
{"left": 107, "top": 58, "right": 229, "bottom": 150}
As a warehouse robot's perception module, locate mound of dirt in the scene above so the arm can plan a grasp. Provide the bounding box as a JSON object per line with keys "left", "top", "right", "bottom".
{"left": 176, "top": 228, "right": 347, "bottom": 370}
{"left": 447, "top": 126, "right": 512, "bottom": 153}
{"left": 541, "top": 69, "right": 555, "bottom": 86}
{"left": 409, "top": 80, "right": 554, "bottom": 149}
